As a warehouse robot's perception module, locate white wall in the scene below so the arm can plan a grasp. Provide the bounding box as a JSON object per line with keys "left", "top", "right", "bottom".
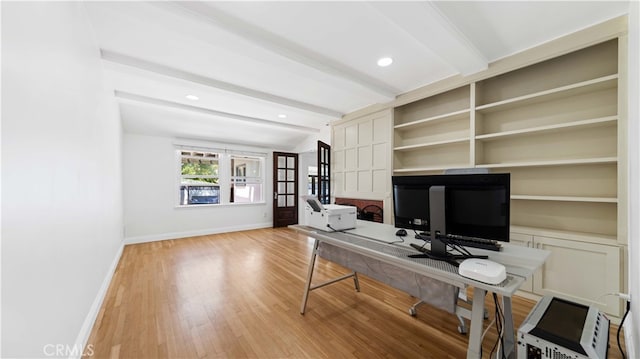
{"left": 123, "top": 134, "right": 272, "bottom": 242}
{"left": 298, "top": 151, "right": 317, "bottom": 221}
{"left": 626, "top": 0, "right": 639, "bottom": 354}
{"left": 1, "top": 2, "right": 123, "bottom": 357}
{"left": 293, "top": 126, "right": 331, "bottom": 153}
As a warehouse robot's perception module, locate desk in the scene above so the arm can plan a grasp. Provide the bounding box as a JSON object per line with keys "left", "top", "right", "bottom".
{"left": 292, "top": 220, "right": 549, "bottom": 359}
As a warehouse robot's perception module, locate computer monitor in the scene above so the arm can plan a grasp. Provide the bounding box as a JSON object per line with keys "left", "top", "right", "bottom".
{"left": 445, "top": 180, "right": 510, "bottom": 241}
{"left": 392, "top": 173, "right": 510, "bottom": 259}
{"left": 392, "top": 183, "right": 430, "bottom": 232}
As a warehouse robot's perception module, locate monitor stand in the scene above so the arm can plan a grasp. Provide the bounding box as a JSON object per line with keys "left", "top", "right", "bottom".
{"left": 408, "top": 185, "right": 488, "bottom": 266}
{"left": 408, "top": 238, "right": 488, "bottom": 266}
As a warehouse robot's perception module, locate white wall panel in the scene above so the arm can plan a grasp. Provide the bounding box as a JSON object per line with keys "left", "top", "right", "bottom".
{"left": 358, "top": 121, "right": 372, "bottom": 145}
{"left": 358, "top": 146, "right": 372, "bottom": 169}
{"left": 345, "top": 124, "right": 358, "bottom": 147}
{"left": 345, "top": 171, "right": 357, "bottom": 192}
{"left": 331, "top": 109, "right": 393, "bottom": 222}
{"left": 372, "top": 143, "right": 388, "bottom": 169}
{"left": 358, "top": 171, "right": 372, "bottom": 192}
{"left": 345, "top": 148, "right": 357, "bottom": 169}
{"left": 333, "top": 150, "right": 344, "bottom": 171}
{"left": 372, "top": 170, "right": 388, "bottom": 193}
{"left": 373, "top": 118, "right": 389, "bottom": 143}
{"left": 334, "top": 172, "right": 344, "bottom": 194}
{"left": 334, "top": 126, "right": 345, "bottom": 150}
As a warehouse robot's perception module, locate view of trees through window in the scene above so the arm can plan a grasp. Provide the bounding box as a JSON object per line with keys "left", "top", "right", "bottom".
{"left": 178, "top": 150, "right": 264, "bottom": 205}
{"left": 181, "top": 159, "right": 219, "bottom": 184}
{"left": 180, "top": 151, "right": 220, "bottom": 205}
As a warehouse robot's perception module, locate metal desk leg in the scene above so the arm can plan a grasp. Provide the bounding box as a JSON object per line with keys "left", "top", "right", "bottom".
{"left": 500, "top": 296, "right": 516, "bottom": 359}
{"left": 300, "top": 239, "right": 360, "bottom": 314}
{"left": 467, "top": 288, "right": 486, "bottom": 359}
{"left": 300, "top": 239, "right": 320, "bottom": 314}
{"left": 352, "top": 272, "right": 360, "bottom": 292}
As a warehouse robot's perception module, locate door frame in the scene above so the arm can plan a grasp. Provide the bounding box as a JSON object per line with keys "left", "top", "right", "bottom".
{"left": 272, "top": 151, "right": 299, "bottom": 227}
{"left": 317, "top": 141, "right": 331, "bottom": 204}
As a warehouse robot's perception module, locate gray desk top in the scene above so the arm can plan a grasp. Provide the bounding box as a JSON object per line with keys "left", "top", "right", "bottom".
{"left": 292, "top": 220, "right": 550, "bottom": 297}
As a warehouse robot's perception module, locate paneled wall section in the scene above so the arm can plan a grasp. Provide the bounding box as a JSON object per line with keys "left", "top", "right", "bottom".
{"left": 332, "top": 109, "right": 393, "bottom": 223}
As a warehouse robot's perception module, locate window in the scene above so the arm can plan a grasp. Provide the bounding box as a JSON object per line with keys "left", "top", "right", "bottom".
{"left": 230, "top": 156, "right": 263, "bottom": 203}
{"left": 178, "top": 149, "right": 265, "bottom": 206}
{"left": 180, "top": 151, "right": 220, "bottom": 205}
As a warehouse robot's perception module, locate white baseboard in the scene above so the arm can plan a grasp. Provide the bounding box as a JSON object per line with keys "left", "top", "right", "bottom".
{"left": 67, "top": 223, "right": 271, "bottom": 358}
{"left": 71, "top": 242, "right": 124, "bottom": 359}
{"left": 124, "top": 222, "right": 272, "bottom": 245}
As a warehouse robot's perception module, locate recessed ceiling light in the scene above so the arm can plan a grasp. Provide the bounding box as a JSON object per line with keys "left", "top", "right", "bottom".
{"left": 277, "top": 114, "right": 287, "bottom": 118}
{"left": 185, "top": 95, "right": 199, "bottom": 100}
{"left": 377, "top": 57, "right": 393, "bottom": 67}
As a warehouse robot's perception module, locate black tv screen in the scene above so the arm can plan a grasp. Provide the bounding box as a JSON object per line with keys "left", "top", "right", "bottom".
{"left": 392, "top": 173, "right": 510, "bottom": 242}
{"left": 392, "top": 184, "right": 430, "bottom": 231}
{"left": 446, "top": 185, "right": 509, "bottom": 240}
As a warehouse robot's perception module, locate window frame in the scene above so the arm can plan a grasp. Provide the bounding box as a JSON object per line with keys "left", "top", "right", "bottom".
{"left": 229, "top": 155, "right": 265, "bottom": 204}
{"left": 176, "top": 148, "right": 266, "bottom": 207}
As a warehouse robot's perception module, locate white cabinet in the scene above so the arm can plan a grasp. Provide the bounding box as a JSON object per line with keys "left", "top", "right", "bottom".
{"left": 510, "top": 230, "right": 622, "bottom": 317}
{"left": 509, "top": 233, "right": 535, "bottom": 293}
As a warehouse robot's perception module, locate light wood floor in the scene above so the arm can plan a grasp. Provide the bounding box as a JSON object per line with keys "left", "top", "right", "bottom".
{"left": 86, "top": 228, "right": 626, "bottom": 358}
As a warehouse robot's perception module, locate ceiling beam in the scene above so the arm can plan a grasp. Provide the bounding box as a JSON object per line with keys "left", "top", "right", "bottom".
{"left": 115, "top": 91, "right": 321, "bottom": 134}
{"left": 153, "top": 1, "right": 399, "bottom": 99}
{"left": 101, "top": 50, "right": 343, "bottom": 119}
{"left": 367, "top": 1, "right": 488, "bottom": 76}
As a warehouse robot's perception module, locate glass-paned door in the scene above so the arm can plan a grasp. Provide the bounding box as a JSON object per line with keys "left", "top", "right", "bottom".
{"left": 317, "top": 141, "right": 330, "bottom": 204}
{"left": 273, "top": 152, "right": 298, "bottom": 227}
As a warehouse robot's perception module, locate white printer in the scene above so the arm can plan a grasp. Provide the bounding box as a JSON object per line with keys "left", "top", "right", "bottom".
{"left": 302, "top": 196, "right": 357, "bottom": 232}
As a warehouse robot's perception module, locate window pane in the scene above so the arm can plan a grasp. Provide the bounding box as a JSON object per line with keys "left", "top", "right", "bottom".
{"left": 232, "top": 157, "right": 261, "bottom": 177}
{"left": 278, "top": 157, "right": 286, "bottom": 168}
{"left": 231, "top": 183, "right": 263, "bottom": 203}
{"left": 287, "top": 182, "right": 295, "bottom": 193}
{"left": 182, "top": 177, "right": 219, "bottom": 185}
{"left": 179, "top": 150, "right": 220, "bottom": 206}
{"left": 287, "top": 169, "right": 295, "bottom": 181}
{"left": 287, "top": 157, "right": 295, "bottom": 168}
{"left": 278, "top": 182, "right": 286, "bottom": 193}
{"left": 182, "top": 185, "right": 220, "bottom": 205}
{"left": 181, "top": 159, "right": 218, "bottom": 176}
{"left": 278, "top": 169, "right": 286, "bottom": 181}
{"left": 278, "top": 196, "right": 286, "bottom": 207}
{"left": 287, "top": 195, "right": 295, "bottom": 206}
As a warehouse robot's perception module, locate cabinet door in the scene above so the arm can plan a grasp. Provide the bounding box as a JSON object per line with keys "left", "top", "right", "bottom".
{"left": 509, "top": 233, "right": 535, "bottom": 292}
{"left": 533, "top": 236, "right": 621, "bottom": 316}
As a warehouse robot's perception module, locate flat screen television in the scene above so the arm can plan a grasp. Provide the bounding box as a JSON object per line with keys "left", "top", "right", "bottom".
{"left": 392, "top": 183, "right": 430, "bottom": 232}
{"left": 392, "top": 173, "right": 510, "bottom": 243}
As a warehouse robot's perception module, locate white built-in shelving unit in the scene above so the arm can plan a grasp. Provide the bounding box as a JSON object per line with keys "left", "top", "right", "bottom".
{"left": 334, "top": 17, "right": 628, "bottom": 318}
{"left": 391, "top": 33, "right": 627, "bottom": 317}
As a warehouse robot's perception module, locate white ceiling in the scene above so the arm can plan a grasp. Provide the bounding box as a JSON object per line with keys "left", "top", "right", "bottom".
{"left": 85, "top": 1, "right": 630, "bottom": 151}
